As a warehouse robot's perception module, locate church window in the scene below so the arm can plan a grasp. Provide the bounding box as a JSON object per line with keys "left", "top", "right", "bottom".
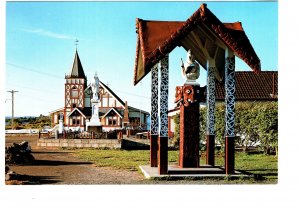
{"left": 71, "top": 87, "right": 79, "bottom": 98}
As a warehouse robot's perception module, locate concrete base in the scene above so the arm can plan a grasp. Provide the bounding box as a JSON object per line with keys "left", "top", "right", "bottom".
{"left": 87, "top": 126, "right": 102, "bottom": 133}
{"left": 139, "top": 165, "right": 252, "bottom": 179}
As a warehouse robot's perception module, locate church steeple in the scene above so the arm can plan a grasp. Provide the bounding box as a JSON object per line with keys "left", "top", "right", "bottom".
{"left": 67, "top": 49, "right": 86, "bottom": 79}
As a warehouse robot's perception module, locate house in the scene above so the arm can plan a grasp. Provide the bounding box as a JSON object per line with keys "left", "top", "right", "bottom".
{"left": 49, "top": 49, "right": 149, "bottom": 132}
{"left": 168, "top": 71, "right": 278, "bottom": 137}
{"left": 215, "top": 71, "right": 278, "bottom": 101}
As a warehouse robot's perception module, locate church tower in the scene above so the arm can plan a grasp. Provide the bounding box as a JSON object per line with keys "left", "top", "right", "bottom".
{"left": 64, "top": 49, "right": 87, "bottom": 126}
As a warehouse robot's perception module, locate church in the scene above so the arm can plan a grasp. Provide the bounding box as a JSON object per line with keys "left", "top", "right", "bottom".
{"left": 49, "top": 49, "right": 149, "bottom": 132}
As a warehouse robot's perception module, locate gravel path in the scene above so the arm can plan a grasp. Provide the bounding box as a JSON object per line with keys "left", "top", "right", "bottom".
{"left": 6, "top": 135, "right": 145, "bottom": 185}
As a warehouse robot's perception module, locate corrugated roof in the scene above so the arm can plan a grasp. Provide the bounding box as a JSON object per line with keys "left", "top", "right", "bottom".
{"left": 134, "top": 3, "right": 261, "bottom": 85}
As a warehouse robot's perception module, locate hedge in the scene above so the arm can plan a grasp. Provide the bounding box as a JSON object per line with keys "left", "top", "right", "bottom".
{"left": 172, "top": 102, "right": 278, "bottom": 155}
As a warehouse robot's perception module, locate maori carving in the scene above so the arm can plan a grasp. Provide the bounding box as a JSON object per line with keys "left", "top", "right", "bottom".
{"left": 181, "top": 49, "right": 200, "bottom": 85}
{"left": 225, "top": 56, "right": 236, "bottom": 137}
{"left": 150, "top": 63, "right": 159, "bottom": 135}
{"left": 175, "top": 85, "right": 201, "bottom": 107}
{"left": 206, "top": 66, "right": 216, "bottom": 135}
{"left": 160, "top": 56, "right": 169, "bottom": 137}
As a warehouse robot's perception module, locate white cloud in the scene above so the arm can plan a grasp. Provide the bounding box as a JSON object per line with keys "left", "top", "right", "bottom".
{"left": 22, "top": 28, "right": 76, "bottom": 40}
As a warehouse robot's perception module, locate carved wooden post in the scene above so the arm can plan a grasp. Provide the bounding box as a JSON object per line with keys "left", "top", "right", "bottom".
{"left": 225, "top": 49, "right": 236, "bottom": 174}
{"left": 158, "top": 55, "right": 169, "bottom": 174}
{"left": 176, "top": 85, "right": 201, "bottom": 168}
{"left": 150, "top": 63, "right": 159, "bottom": 167}
{"left": 206, "top": 59, "right": 216, "bottom": 166}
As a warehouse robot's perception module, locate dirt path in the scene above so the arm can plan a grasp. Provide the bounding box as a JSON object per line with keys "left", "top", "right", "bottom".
{"left": 6, "top": 135, "right": 145, "bottom": 184}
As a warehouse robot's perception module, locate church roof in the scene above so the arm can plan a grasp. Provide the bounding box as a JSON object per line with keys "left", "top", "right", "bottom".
{"left": 133, "top": 3, "right": 261, "bottom": 85}
{"left": 66, "top": 50, "right": 86, "bottom": 79}
{"left": 99, "top": 81, "right": 126, "bottom": 107}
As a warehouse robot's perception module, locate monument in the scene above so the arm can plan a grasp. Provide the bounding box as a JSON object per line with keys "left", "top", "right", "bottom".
{"left": 86, "top": 73, "right": 102, "bottom": 133}
{"left": 176, "top": 50, "right": 202, "bottom": 168}
{"left": 58, "top": 112, "right": 64, "bottom": 134}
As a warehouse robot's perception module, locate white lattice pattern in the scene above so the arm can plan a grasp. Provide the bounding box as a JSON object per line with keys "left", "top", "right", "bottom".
{"left": 159, "top": 56, "right": 169, "bottom": 137}
{"left": 225, "top": 56, "right": 236, "bottom": 137}
{"left": 206, "top": 66, "right": 216, "bottom": 135}
{"left": 150, "top": 63, "right": 159, "bottom": 135}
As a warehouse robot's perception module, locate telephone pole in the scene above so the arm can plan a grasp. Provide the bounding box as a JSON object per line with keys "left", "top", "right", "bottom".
{"left": 7, "top": 90, "right": 19, "bottom": 129}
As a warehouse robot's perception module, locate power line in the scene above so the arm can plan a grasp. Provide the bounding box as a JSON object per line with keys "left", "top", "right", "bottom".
{"left": 6, "top": 63, "right": 61, "bottom": 79}
{"left": 7, "top": 90, "right": 19, "bottom": 129}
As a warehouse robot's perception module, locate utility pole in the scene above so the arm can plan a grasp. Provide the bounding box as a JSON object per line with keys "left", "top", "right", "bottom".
{"left": 7, "top": 90, "right": 19, "bottom": 129}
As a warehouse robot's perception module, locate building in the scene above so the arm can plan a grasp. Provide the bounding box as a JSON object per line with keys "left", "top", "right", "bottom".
{"left": 49, "top": 50, "right": 149, "bottom": 132}
{"left": 215, "top": 71, "right": 278, "bottom": 101}
{"left": 168, "top": 71, "right": 278, "bottom": 137}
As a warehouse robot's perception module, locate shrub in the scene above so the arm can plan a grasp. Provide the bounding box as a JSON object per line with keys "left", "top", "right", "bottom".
{"left": 173, "top": 101, "right": 278, "bottom": 155}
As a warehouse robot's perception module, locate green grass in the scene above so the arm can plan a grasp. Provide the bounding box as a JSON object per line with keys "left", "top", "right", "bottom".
{"left": 74, "top": 149, "right": 278, "bottom": 184}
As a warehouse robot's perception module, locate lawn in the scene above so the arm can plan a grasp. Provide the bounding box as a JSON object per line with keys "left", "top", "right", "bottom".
{"left": 74, "top": 149, "right": 278, "bottom": 184}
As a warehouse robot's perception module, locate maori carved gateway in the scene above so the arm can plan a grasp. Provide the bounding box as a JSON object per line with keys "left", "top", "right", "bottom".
{"left": 133, "top": 4, "right": 260, "bottom": 175}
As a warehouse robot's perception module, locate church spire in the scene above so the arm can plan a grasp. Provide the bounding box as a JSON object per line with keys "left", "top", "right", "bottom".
{"left": 67, "top": 48, "right": 86, "bottom": 79}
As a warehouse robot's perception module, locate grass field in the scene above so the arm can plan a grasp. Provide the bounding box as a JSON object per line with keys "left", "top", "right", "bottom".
{"left": 74, "top": 149, "right": 278, "bottom": 184}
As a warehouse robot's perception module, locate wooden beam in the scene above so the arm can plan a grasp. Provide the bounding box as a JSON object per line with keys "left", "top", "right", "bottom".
{"left": 181, "top": 38, "right": 207, "bottom": 64}
{"left": 214, "top": 46, "right": 219, "bottom": 60}
{"left": 196, "top": 24, "right": 227, "bottom": 50}
{"left": 190, "top": 31, "right": 210, "bottom": 59}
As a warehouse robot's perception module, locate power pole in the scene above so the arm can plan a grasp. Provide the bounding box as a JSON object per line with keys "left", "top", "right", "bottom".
{"left": 7, "top": 90, "right": 19, "bottom": 129}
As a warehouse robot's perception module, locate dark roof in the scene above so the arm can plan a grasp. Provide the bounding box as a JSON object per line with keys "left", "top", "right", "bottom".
{"left": 66, "top": 50, "right": 86, "bottom": 79}
{"left": 134, "top": 3, "right": 260, "bottom": 85}
{"left": 99, "top": 81, "right": 125, "bottom": 107}
{"left": 215, "top": 71, "right": 278, "bottom": 101}
{"left": 102, "top": 107, "right": 123, "bottom": 118}
{"left": 67, "top": 108, "right": 86, "bottom": 118}
{"left": 81, "top": 107, "right": 113, "bottom": 117}
{"left": 128, "top": 106, "right": 150, "bottom": 115}
{"left": 76, "top": 107, "right": 125, "bottom": 118}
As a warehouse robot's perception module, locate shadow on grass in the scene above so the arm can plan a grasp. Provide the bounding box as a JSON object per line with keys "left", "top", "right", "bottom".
{"left": 28, "top": 159, "right": 93, "bottom": 166}
{"left": 121, "top": 140, "right": 150, "bottom": 150}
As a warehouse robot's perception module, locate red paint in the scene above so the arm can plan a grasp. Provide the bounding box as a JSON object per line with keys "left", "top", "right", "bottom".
{"left": 206, "top": 134, "right": 215, "bottom": 166}
{"left": 158, "top": 136, "right": 168, "bottom": 174}
{"left": 225, "top": 136, "right": 235, "bottom": 174}
{"left": 150, "top": 134, "right": 158, "bottom": 167}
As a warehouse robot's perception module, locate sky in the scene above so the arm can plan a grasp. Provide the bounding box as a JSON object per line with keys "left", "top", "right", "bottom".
{"left": 4, "top": 1, "right": 278, "bottom": 117}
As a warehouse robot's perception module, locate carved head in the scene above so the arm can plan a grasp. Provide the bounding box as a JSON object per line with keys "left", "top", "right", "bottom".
{"left": 187, "top": 49, "right": 195, "bottom": 63}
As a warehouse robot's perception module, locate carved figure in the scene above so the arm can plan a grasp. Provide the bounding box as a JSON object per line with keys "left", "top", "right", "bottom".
{"left": 181, "top": 49, "right": 200, "bottom": 84}
{"left": 91, "top": 73, "right": 100, "bottom": 100}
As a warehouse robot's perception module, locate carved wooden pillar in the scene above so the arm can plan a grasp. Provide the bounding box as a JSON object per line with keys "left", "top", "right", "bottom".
{"left": 175, "top": 85, "right": 201, "bottom": 168}
{"left": 225, "top": 49, "right": 236, "bottom": 174}
{"left": 206, "top": 59, "right": 216, "bottom": 166}
{"left": 158, "top": 55, "right": 169, "bottom": 175}
{"left": 150, "top": 63, "right": 159, "bottom": 167}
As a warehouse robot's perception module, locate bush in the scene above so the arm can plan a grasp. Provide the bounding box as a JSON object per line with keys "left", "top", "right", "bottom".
{"left": 173, "top": 102, "right": 278, "bottom": 155}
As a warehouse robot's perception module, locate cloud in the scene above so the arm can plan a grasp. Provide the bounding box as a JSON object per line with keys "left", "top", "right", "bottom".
{"left": 22, "top": 28, "right": 76, "bottom": 40}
